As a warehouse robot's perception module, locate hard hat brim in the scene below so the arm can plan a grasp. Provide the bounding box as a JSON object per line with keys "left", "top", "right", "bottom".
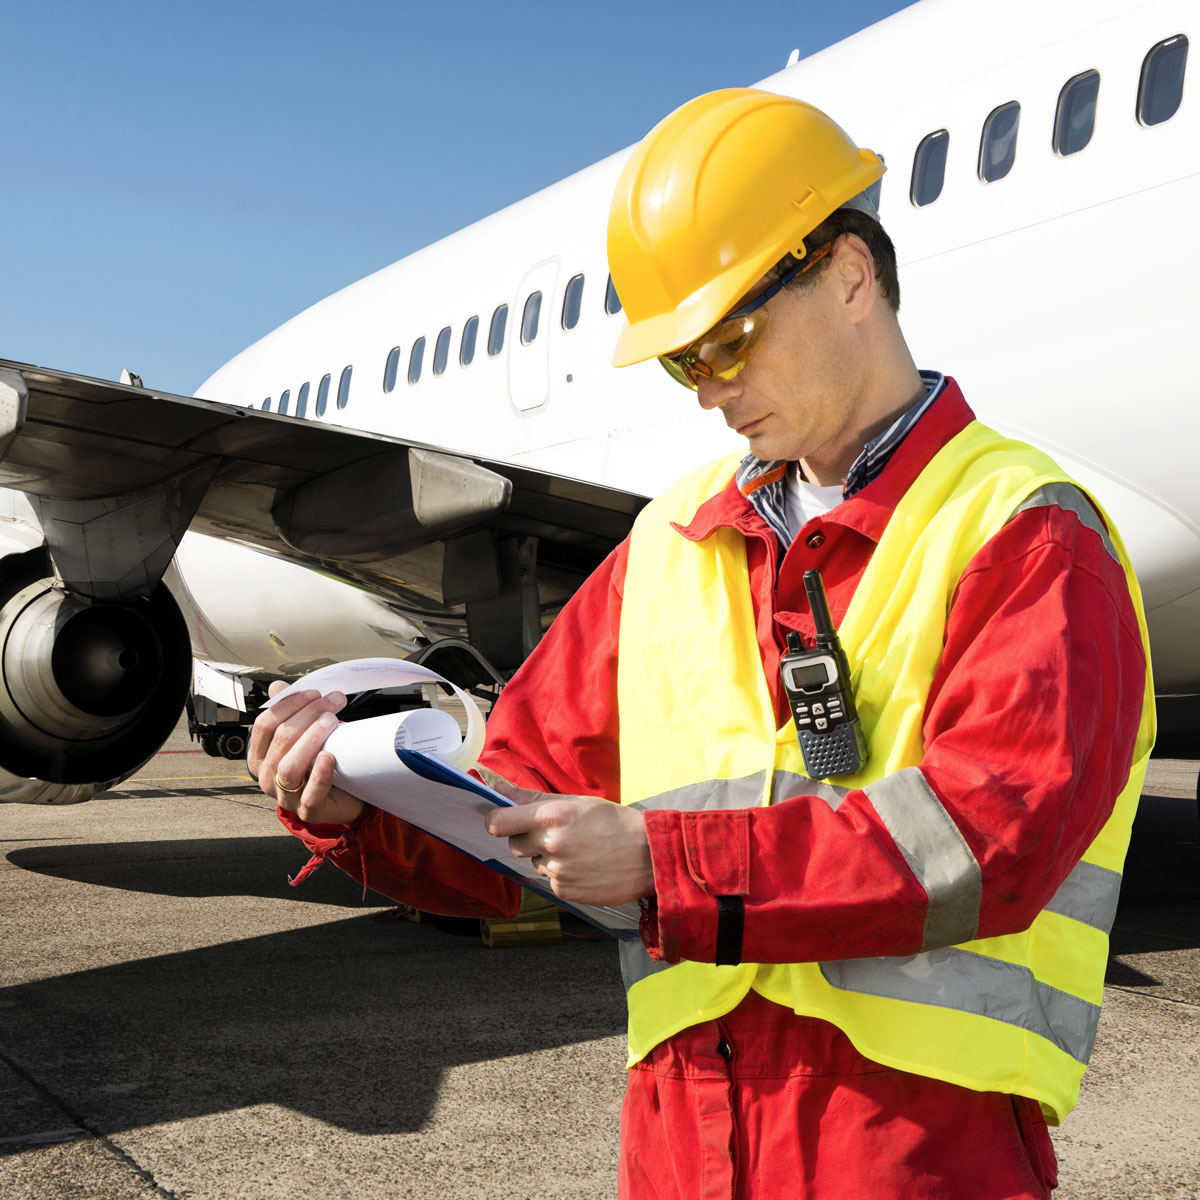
{"left": 611, "top": 239, "right": 788, "bottom": 369}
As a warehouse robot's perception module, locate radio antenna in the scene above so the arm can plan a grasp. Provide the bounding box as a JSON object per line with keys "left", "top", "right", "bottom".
{"left": 803, "top": 569, "right": 837, "bottom": 649}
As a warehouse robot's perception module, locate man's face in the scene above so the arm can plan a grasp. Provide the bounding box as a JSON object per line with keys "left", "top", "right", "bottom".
{"left": 694, "top": 237, "right": 868, "bottom": 467}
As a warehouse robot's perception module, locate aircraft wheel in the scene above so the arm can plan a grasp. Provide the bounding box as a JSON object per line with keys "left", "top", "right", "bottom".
{"left": 218, "top": 730, "right": 247, "bottom": 760}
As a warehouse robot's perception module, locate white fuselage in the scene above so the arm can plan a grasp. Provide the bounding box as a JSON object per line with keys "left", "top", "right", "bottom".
{"left": 187, "top": 0, "right": 1199, "bottom": 689}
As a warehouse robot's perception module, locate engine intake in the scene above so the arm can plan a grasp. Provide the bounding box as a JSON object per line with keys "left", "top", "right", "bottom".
{"left": 0, "top": 557, "right": 190, "bottom": 803}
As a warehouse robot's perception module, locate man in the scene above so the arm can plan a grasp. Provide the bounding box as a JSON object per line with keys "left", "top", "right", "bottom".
{"left": 252, "top": 90, "right": 1153, "bottom": 1198}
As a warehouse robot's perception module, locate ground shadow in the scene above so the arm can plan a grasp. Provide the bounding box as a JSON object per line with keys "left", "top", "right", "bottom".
{"left": 1106, "top": 790, "right": 1200, "bottom": 983}
{"left": 6, "top": 838, "right": 386, "bottom": 908}
{"left": 0, "top": 913, "right": 626, "bottom": 1140}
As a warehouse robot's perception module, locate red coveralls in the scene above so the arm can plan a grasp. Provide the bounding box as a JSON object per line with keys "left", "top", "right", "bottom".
{"left": 280, "top": 381, "right": 1146, "bottom": 1199}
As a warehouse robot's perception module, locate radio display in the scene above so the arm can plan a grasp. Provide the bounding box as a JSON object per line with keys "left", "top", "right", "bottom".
{"left": 785, "top": 660, "right": 832, "bottom": 691}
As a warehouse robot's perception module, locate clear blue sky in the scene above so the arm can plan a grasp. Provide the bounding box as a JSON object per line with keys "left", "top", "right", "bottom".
{"left": 0, "top": 0, "right": 914, "bottom": 395}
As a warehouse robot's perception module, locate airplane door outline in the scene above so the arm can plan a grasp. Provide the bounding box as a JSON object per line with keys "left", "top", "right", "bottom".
{"left": 508, "top": 258, "right": 559, "bottom": 415}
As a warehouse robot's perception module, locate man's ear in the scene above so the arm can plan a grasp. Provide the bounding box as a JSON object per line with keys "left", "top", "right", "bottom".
{"left": 836, "top": 233, "right": 877, "bottom": 321}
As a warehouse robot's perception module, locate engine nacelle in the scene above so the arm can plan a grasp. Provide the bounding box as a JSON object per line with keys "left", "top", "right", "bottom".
{"left": 0, "top": 549, "right": 191, "bottom": 804}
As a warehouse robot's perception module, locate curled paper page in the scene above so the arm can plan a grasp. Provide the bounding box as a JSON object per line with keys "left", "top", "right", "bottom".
{"left": 266, "top": 656, "right": 485, "bottom": 769}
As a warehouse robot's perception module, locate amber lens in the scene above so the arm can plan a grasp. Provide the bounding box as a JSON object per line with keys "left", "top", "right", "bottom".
{"left": 659, "top": 310, "right": 771, "bottom": 390}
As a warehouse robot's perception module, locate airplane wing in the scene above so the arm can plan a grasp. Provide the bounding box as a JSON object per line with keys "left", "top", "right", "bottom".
{"left": 0, "top": 358, "right": 647, "bottom": 803}
{"left": 0, "top": 358, "right": 645, "bottom": 652}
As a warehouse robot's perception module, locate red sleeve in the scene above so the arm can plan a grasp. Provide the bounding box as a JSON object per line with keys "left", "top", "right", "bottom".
{"left": 277, "top": 805, "right": 520, "bottom": 917}
{"left": 276, "top": 542, "right": 628, "bottom": 915}
{"left": 642, "top": 504, "right": 1147, "bottom": 965}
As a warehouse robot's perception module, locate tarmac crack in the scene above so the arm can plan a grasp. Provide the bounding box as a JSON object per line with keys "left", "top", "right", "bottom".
{"left": 0, "top": 1045, "right": 180, "bottom": 1199}
{"left": 1105, "top": 983, "right": 1200, "bottom": 1010}
{"left": 218, "top": 794, "right": 277, "bottom": 811}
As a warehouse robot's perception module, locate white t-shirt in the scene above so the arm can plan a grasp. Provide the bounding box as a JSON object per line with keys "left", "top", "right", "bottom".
{"left": 783, "top": 463, "right": 844, "bottom": 543}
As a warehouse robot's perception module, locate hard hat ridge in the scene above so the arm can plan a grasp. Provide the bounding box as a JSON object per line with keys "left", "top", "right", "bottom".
{"left": 608, "top": 88, "right": 885, "bottom": 368}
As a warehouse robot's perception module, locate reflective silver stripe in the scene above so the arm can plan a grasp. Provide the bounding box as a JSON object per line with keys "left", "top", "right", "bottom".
{"left": 626, "top": 942, "right": 1104, "bottom": 1066}
{"left": 621, "top": 939, "right": 671, "bottom": 991}
{"left": 771, "top": 771, "right": 851, "bottom": 811}
{"left": 1012, "top": 483, "right": 1120, "bottom": 566}
{"left": 863, "top": 768, "right": 982, "bottom": 950}
{"left": 630, "top": 770, "right": 851, "bottom": 814}
{"left": 1045, "top": 860, "right": 1123, "bottom": 933}
{"left": 630, "top": 772, "right": 766, "bottom": 812}
{"left": 821, "top": 948, "right": 1101, "bottom": 1065}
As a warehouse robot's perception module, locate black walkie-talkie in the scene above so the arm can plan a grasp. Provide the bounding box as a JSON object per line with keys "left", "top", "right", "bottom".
{"left": 779, "top": 569, "right": 868, "bottom": 778}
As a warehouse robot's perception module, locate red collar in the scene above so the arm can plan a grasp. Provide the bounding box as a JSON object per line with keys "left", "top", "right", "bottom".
{"left": 673, "top": 377, "right": 975, "bottom": 546}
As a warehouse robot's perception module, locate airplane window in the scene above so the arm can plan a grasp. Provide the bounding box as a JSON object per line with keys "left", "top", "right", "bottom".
{"left": 261, "top": 397, "right": 272, "bottom": 411}
{"left": 979, "top": 102, "right": 1021, "bottom": 182}
{"left": 1054, "top": 70, "right": 1100, "bottom": 156}
{"left": 433, "top": 326, "right": 451, "bottom": 375}
{"left": 383, "top": 346, "right": 401, "bottom": 393}
{"left": 488, "top": 304, "right": 508, "bottom": 357}
{"left": 460, "top": 315, "right": 479, "bottom": 365}
{"left": 605, "top": 275, "right": 622, "bottom": 315}
{"left": 562, "top": 274, "right": 584, "bottom": 330}
{"left": 278, "top": 389, "right": 291, "bottom": 416}
{"left": 316, "top": 373, "right": 331, "bottom": 417}
{"left": 1138, "top": 36, "right": 1188, "bottom": 126}
{"left": 864, "top": 154, "right": 885, "bottom": 211}
{"left": 336, "top": 365, "right": 352, "bottom": 410}
{"left": 408, "top": 337, "right": 426, "bottom": 384}
{"left": 295, "top": 381, "right": 310, "bottom": 418}
{"left": 559, "top": 272, "right": 583, "bottom": 328}
{"left": 520, "top": 291, "right": 542, "bottom": 345}
{"left": 910, "top": 131, "right": 949, "bottom": 206}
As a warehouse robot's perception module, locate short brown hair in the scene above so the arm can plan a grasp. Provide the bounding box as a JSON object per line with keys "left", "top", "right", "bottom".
{"left": 768, "top": 208, "right": 900, "bottom": 312}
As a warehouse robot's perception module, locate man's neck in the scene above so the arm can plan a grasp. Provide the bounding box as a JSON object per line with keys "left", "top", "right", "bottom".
{"left": 799, "top": 364, "right": 926, "bottom": 487}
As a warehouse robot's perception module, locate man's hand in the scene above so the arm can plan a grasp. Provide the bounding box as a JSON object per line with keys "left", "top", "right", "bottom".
{"left": 485, "top": 795, "right": 655, "bottom": 906}
{"left": 248, "top": 682, "right": 364, "bottom": 825}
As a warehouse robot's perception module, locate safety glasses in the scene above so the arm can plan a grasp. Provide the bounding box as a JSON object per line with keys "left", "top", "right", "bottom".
{"left": 659, "top": 243, "right": 833, "bottom": 390}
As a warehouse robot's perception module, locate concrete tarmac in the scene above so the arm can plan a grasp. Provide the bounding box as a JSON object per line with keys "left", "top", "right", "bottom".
{"left": 1, "top": 728, "right": 1198, "bottom": 1199}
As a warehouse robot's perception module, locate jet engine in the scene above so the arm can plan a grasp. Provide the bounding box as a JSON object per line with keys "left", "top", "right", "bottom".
{"left": 0, "top": 548, "right": 191, "bottom": 804}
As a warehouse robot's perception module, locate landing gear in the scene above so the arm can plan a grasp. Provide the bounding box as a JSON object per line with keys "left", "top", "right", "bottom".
{"left": 217, "top": 730, "right": 247, "bottom": 759}
{"left": 188, "top": 694, "right": 254, "bottom": 760}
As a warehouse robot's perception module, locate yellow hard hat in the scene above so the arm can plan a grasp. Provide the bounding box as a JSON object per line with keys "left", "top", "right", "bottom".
{"left": 608, "top": 88, "right": 885, "bottom": 367}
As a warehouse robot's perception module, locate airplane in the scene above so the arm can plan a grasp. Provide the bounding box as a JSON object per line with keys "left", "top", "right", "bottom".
{"left": 0, "top": 0, "right": 1193, "bottom": 805}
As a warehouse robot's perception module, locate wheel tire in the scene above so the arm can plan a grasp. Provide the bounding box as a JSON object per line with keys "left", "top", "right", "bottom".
{"left": 200, "top": 734, "right": 221, "bottom": 757}
{"left": 218, "top": 731, "right": 247, "bottom": 760}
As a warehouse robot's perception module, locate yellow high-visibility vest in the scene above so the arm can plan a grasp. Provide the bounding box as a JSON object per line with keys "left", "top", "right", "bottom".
{"left": 617, "top": 420, "right": 1154, "bottom": 1124}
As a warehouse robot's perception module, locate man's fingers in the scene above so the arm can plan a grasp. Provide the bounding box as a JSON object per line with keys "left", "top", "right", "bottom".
{"left": 295, "top": 751, "right": 336, "bottom": 823}
{"left": 486, "top": 798, "right": 554, "bottom": 839}
{"left": 274, "top": 711, "right": 340, "bottom": 796}
{"left": 249, "top": 688, "right": 345, "bottom": 801}
{"left": 248, "top": 689, "right": 319, "bottom": 775}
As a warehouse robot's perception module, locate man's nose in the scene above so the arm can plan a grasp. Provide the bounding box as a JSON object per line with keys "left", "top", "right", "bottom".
{"left": 696, "top": 376, "right": 736, "bottom": 411}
